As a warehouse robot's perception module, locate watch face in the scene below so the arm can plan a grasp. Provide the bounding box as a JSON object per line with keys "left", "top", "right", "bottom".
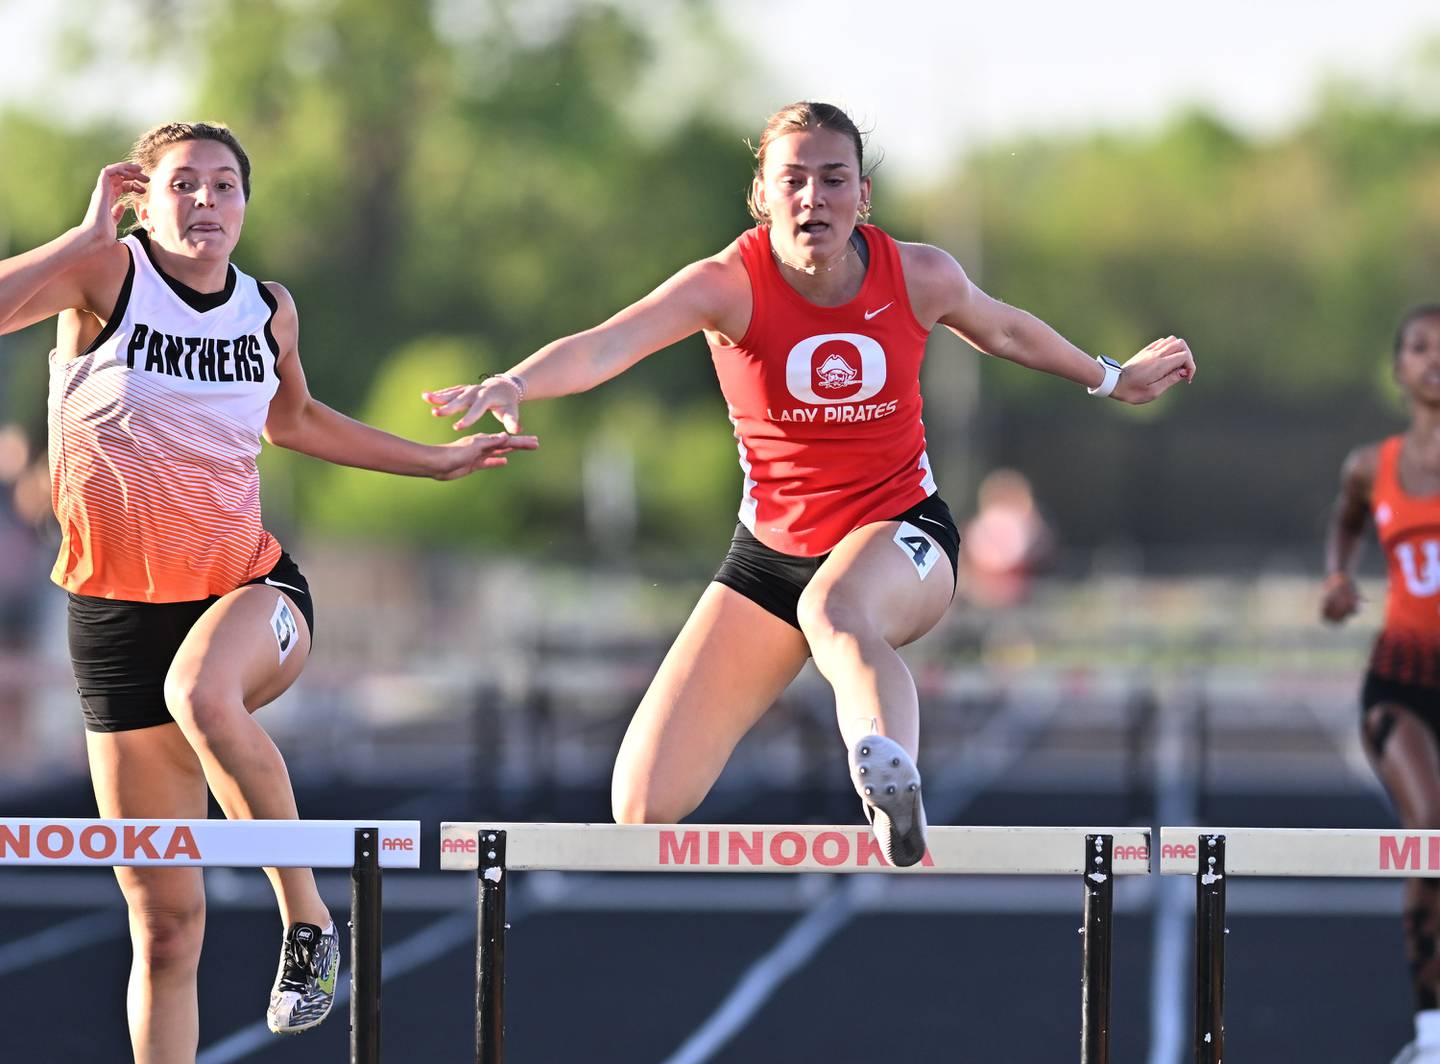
{"left": 1100, "top": 356, "right": 1122, "bottom": 370}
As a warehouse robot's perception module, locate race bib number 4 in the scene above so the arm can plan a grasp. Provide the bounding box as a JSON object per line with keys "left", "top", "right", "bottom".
{"left": 894, "top": 522, "right": 938, "bottom": 581}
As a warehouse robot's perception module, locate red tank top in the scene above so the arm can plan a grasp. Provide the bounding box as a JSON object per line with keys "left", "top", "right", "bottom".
{"left": 708, "top": 224, "right": 935, "bottom": 556}
{"left": 1369, "top": 435, "right": 1440, "bottom": 684}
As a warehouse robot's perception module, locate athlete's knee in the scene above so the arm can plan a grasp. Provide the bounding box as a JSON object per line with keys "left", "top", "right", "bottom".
{"left": 1363, "top": 704, "right": 1400, "bottom": 759}
{"left": 130, "top": 899, "right": 205, "bottom": 973}
{"left": 612, "top": 798, "right": 667, "bottom": 825}
{"left": 795, "top": 586, "right": 871, "bottom": 651}
{"left": 611, "top": 775, "right": 688, "bottom": 825}
{"left": 1408, "top": 802, "right": 1440, "bottom": 832}
{"left": 163, "top": 675, "right": 242, "bottom": 742}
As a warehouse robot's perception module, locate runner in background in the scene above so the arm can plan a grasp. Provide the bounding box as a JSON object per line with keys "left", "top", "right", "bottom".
{"left": 1323, "top": 304, "right": 1440, "bottom": 1064}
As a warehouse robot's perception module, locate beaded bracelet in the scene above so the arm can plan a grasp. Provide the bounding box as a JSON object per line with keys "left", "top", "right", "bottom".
{"left": 480, "top": 372, "right": 526, "bottom": 401}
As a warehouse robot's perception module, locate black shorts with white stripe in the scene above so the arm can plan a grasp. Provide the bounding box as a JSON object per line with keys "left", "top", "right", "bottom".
{"left": 67, "top": 551, "right": 314, "bottom": 732}
{"left": 712, "top": 493, "right": 959, "bottom": 631}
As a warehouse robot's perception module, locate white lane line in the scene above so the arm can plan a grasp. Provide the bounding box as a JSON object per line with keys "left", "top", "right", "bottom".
{"left": 1147, "top": 687, "right": 1196, "bottom": 1064}
{"left": 658, "top": 887, "right": 854, "bottom": 1064}
{"left": 656, "top": 690, "right": 1064, "bottom": 1064}
{"left": 0, "top": 909, "right": 128, "bottom": 977}
{"left": 196, "top": 910, "right": 479, "bottom": 1064}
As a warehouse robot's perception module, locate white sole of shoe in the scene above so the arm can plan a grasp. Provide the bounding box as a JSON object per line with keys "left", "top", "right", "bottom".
{"left": 268, "top": 945, "right": 339, "bottom": 1035}
{"left": 268, "top": 996, "right": 335, "bottom": 1036}
{"left": 848, "top": 734, "right": 927, "bottom": 867}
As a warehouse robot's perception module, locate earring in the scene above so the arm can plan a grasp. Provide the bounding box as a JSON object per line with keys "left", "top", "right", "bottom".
{"left": 857, "top": 200, "right": 872, "bottom": 224}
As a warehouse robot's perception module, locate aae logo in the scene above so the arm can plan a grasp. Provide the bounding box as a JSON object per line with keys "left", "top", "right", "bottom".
{"left": 786, "top": 333, "right": 887, "bottom": 404}
{"left": 1397, "top": 540, "right": 1440, "bottom": 597}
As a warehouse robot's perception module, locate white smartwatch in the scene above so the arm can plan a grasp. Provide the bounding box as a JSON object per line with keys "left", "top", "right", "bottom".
{"left": 1087, "top": 355, "right": 1122, "bottom": 398}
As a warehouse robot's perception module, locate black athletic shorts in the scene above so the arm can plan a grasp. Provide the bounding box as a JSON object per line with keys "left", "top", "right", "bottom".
{"left": 713, "top": 494, "right": 960, "bottom": 631}
{"left": 67, "top": 552, "right": 315, "bottom": 733}
{"left": 1361, "top": 671, "right": 1440, "bottom": 759}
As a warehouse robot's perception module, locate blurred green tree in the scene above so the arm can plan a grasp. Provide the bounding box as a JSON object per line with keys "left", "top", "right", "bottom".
{"left": 6, "top": 9, "right": 1440, "bottom": 556}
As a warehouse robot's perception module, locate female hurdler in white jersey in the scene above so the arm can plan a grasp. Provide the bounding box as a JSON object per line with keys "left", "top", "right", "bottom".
{"left": 425, "top": 101, "right": 1196, "bottom": 867}
{"left": 0, "top": 122, "right": 536, "bottom": 1060}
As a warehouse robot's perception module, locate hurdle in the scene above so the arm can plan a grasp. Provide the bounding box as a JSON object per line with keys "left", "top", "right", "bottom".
{"left": 440, "top": 822, "right": 1153, "bottom": 1063}
{"left": 1160, "top": 825, "right": 1440, "bottom": 1063}
{"left": 0, "top": 817, "right": 421, "bottom": 1063}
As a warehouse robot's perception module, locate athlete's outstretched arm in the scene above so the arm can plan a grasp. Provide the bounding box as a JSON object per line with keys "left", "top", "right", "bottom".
{"left": 423, "top": 256, "right": 745, "bottom": 432}
{"left": 906, "top": 244, "right": 1195, "bottom": 405}
{"left": 0, "top": 164, "right": 138, "bottom": 336}
{"left": 1321, "top": 444, "right": 1376, "bottom": 623}
{"left": 260, "top": 283, "right": 537, "bottom": 480}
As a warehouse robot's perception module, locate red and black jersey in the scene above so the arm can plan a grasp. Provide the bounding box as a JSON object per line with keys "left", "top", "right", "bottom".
{"left": 1369, "top": 435, "right": 1440, "bottom": 685}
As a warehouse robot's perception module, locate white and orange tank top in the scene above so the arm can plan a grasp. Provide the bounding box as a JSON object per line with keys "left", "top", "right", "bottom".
{"left": 1369, "top": 435, "right": 1440, "bottom": 685}
{"left": 47, "top": 231, "right": 283, "bottom": 602}
{"left": 708, "top": 224, "right": 935, "bottom": 557}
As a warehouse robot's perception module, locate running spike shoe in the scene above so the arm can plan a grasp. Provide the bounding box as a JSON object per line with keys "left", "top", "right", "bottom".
{"left": 848, "top": 734, "right": 927, "bottom": 867}
{"left": 267, "top": 921, "right": 340, "bottom": 1034}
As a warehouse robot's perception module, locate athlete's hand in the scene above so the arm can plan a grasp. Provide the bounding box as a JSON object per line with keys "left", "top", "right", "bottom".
{"left": 78, "top": 163, "right": 147, "bottom": 248}
{"left": 1320, "top": 572, "right": 1363, "bottom": 624}
{"left": 1111, "top": 336, "right": 1196, "bottom": 404}
{"left": 423, "top": 378, "right": 523, "bottom": 433}
{"left": 429, "top": 431, "right": 537, "bottom": 480}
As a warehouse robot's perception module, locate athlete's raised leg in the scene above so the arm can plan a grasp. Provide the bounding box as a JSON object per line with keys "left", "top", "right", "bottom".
{"left": 163, "top": 584, "right": 339, "bottom": 1034}
{"left": 87, "top": 724, "right": 207, "bottom": 1064}
{"left": 163, "top": 584, "right": 323, "bottom": 927}
{"left": 799, "top": 520, "right": 954, "bottom": 755}
{"left": 798, "top": 520, "right": 955, "bottom": 865}
{"left": 612, "top": 583, "right": 810, "bottom": 823}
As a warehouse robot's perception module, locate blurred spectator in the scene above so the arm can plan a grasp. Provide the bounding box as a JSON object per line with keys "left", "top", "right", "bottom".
{"left": 962, "top": 468, "right": 1055, "bottom": 607}
{"left": 0, "top": 424, "right": 46, "bottom": 648}
{"left": 0, "top": 422, "right": 53, "bottom": 775}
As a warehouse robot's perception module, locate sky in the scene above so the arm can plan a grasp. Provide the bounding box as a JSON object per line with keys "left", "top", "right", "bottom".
{"left": 721, "top": 0, "right": 1440, "bottom": 172}
{"left": 1, "top": 0, "right": 1438, "bottom": 177}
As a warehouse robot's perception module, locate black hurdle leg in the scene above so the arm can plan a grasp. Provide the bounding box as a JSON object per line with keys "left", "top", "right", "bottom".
{"left": 1081, "top": 834, "right": 1114, "bottom": 1064}
{"left": 351, "top": 827, "right": 381, "bottom": 1064}
{"left": 477, "top": 830, "right": 508, "bottom": 1064}
{"left": 1194, "top": 834, "right": 1226, "bottom": 1063}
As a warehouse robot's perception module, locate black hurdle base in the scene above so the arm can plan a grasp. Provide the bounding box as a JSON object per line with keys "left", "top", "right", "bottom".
{"left": 476, "top": 829, "right": 508, "bottom": 1064}
{"left": 350, "top": 827, "right": 382, "bottom": 1064}
{"left": 1194, "top": 833, "right": 1226, "bottom": 1064}
{"left": 1081, "top": 834, "right": 1115, "bottom": 1064}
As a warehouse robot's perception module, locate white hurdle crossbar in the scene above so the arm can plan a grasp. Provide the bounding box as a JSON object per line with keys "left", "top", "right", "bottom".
{"left": 1159, "top": 825, "right": 1440, "bottom": 1064}
{"left": 442, "top": 823, "right": 1152, "bottom": 1064}
{"left": 0, "top": 818, "right": 421, "bottom": 1064}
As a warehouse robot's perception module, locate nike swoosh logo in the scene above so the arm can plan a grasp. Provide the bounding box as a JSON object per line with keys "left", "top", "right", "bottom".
{"left": 863, "top": 302, "right": 894, "bottom": 321}
{"left": 914, "top": 515, "right": 947, "bottom": 529}
{"left": 264, "top": 578, "right": 305, "bottom": 596}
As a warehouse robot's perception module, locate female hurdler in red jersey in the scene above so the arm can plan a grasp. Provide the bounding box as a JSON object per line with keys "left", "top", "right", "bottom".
{"left": 427, "top": 101, "right": 1196, "bottom": 866}
{"left": 1324, "top": 305, "right": 1440, "bottom": 1064}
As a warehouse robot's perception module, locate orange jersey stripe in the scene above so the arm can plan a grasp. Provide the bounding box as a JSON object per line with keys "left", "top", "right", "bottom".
{"left": 47, "top": 236, "right": 282, "bottom": 603}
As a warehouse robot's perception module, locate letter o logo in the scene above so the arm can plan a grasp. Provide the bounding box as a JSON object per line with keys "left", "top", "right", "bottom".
{"left": 785, "top": 333, "right": 887, "bottom": 404}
